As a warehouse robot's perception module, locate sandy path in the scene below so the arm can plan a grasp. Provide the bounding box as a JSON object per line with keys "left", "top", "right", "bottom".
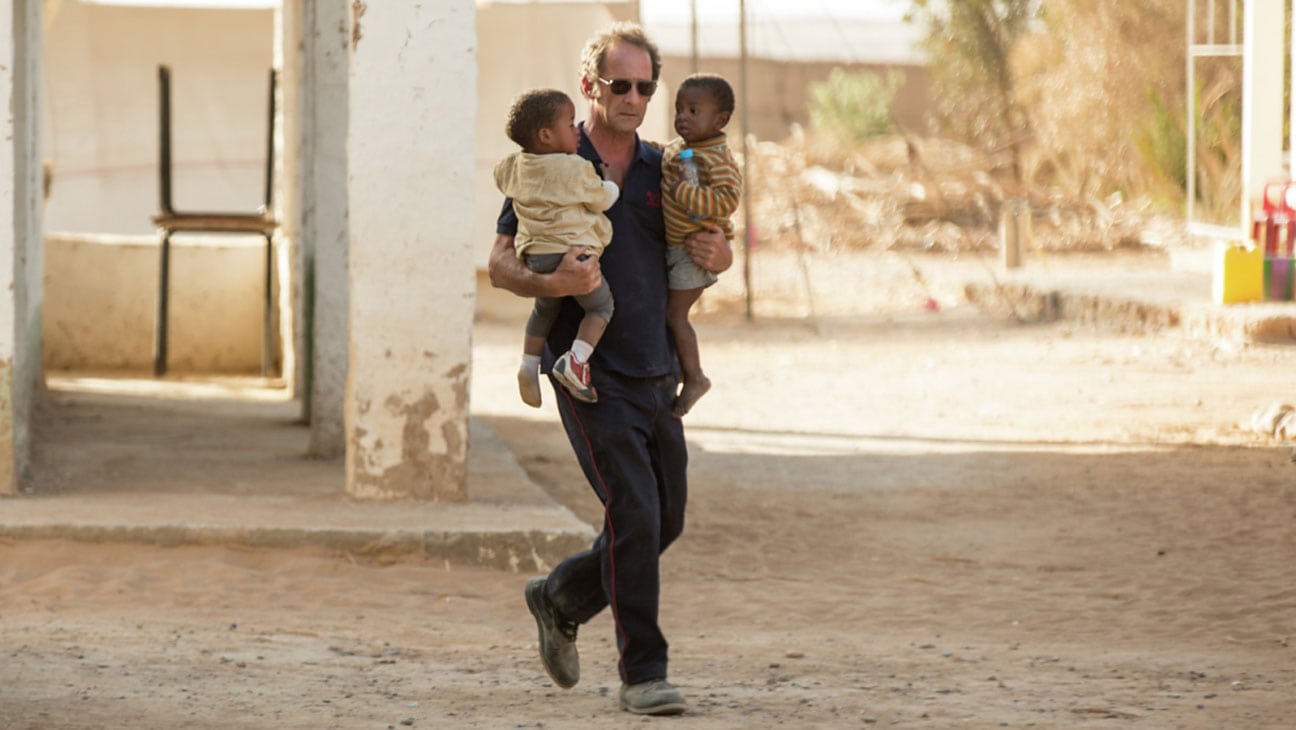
{"left": 2, "top": 252, "right": 1294, "bottom": 728}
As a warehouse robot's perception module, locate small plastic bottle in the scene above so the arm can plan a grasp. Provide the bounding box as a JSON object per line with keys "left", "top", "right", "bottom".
{"left": 679, "top": 148, "right": 700, "bottom": 186}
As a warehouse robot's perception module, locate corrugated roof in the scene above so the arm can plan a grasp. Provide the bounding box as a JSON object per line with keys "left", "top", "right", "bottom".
{"left": 478, "top": 0, "right": 632, "bottom": 5}
{"left": 473, "top": 1, "right": 924, "bottom": 65}
{"left": 645, "top": 16, "right": 925, "bottom": 65}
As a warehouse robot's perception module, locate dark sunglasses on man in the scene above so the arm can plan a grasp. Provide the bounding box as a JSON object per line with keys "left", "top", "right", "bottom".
{"left": 598, "top": 77, "right": 657, "bottom": 97}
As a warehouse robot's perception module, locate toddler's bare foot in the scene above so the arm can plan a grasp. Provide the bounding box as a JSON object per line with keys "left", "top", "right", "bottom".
{"left": 518, "top": 365, "right": 542, "bottom": 408}
{"left": 673, "top": 374, "right": 711, "bottom": 417}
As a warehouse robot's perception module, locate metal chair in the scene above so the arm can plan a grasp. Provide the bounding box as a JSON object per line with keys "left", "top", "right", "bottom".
{"left": 152, "top": 64, "right": 279, "bottom": 376}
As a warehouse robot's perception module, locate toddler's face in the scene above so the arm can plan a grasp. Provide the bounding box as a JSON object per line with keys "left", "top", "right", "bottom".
{"left": 674, "top": 87, "right": 727, "bottom": 143}
{"left": 546, "top": 100, "right": 581, "bottom": 155}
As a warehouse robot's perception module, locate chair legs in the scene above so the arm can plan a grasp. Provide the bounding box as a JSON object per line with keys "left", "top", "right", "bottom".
{"left": 154, "top": 231, "right": 173, "bottom": 377}
{"left": 153, "top": 232, "right": 276, "bottom": 377}
{"left": 263, "top": 232, "right": 274, "bottom": 378}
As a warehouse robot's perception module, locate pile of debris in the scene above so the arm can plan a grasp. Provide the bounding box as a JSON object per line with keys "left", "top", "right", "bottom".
{"left": 741, "top": 129, "right": 1180, "bottom": 256}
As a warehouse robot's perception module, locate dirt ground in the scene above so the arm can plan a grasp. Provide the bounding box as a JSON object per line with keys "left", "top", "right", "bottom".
{"left": 2, "top": 250, "right": 1294, "bottom": 729}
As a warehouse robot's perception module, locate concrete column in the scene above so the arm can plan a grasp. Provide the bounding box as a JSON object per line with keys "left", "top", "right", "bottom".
{"left": 1291, "top": 0, "right": 1296, "bottom": 176}
{"left": 0, "top": 0, "right": 43, "bottom": 495}
{"left": 275, "top": 3, "right": 301, "bottom": 397}
{"left": 1242, "top": 0, "right": 1285, "bottom": 220}
{"left": 344, "top": 1, "right": 476, "bottom": 500}
{"left": 299, "top": 0, "right": 350, "bottom": 457}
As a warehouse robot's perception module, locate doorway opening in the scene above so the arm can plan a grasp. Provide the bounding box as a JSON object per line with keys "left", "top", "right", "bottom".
{"left": 34, "top": 0, "right": 335, "bottom": 499}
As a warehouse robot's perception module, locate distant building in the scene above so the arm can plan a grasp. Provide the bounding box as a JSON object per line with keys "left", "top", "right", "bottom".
{"left": 645, "top": 12, "right": 930, "bottom": 142}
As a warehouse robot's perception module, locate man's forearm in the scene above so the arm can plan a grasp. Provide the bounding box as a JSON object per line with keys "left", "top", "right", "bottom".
{"left": 488, "top": 234, "right": 601, "bottom": 298}
{"left": 489, "top": 235, "right": 551, "bottom": 297}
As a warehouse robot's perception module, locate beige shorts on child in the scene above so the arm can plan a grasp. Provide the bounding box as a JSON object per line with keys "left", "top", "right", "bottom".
{"left": 666, "top": 244, "right": 719, "bottom": 291}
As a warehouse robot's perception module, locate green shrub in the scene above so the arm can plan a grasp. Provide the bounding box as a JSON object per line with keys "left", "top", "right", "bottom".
{"left": 1134, "top": 87, "right": 1188, "bottom": 203}
{"left": 808, "top": 68, "right": 902, "bottom": 143}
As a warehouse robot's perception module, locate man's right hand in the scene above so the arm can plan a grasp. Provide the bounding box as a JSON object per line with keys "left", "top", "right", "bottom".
{"left": 488, "top": 233, "right": 602, "bottom": 299}
{"left": 551, "top": 247, "right": 603, "bottom": 297}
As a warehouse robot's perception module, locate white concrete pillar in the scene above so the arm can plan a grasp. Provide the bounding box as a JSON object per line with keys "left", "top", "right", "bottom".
{"left": 275, "top": 2, "right": 301, "bottom": 398}
{"left": 299, "top": 0, "right": 351, "bottom": 457}
{"left": 1291, "top": 0, "right": 1296, "bottom": 175}
{"left": 0, "top": 0, "right": 43, "bottom": 495}
{"left": 344, "top": 1, "right": 476, "bottom": 500}
{"left": 1242, "top": 0, "right": 1285, "bottom": 220}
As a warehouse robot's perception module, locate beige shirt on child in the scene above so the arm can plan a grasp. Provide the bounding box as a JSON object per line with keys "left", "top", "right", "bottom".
{"left": 494, "top": 152, "right": 619, "bottom": 258}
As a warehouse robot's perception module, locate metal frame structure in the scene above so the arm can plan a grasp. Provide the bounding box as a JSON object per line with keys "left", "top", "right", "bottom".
{"left": 152, "top": 65, "right": 279, "bottom": 377}
{"left": 1186, "top": 0, "right": 1245, "bottom": 241}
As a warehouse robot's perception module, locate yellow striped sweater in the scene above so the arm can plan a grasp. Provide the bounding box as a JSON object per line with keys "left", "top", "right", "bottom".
{"left": 661, "top": 135, "right": 742, "bottom": 247}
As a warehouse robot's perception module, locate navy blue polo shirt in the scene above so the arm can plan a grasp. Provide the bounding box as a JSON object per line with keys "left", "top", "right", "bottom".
{"left": 497, "top": 123, "right": 676, "bottom": 379}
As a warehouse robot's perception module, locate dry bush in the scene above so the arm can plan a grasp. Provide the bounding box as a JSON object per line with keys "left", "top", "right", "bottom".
{"left": 735, "top": 1, "right": 1201, "bottom": 257}
{"left": 1013, "top": 1, "right": 1189, "bottom": 203}
{"left": 742, "top": 126, "right": 1174, "bottom": 256}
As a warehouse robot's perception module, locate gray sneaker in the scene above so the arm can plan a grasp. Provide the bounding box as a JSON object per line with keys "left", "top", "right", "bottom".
{"left": 619, "top": 679, "right": 687, "bottom": 715}
{"left": 524, "top": 576, "right": 580, "bottom": 688}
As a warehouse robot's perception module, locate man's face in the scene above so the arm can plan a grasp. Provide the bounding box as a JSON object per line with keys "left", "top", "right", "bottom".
{"left": 590, "top": 41, "right": 655, "bottom": 136}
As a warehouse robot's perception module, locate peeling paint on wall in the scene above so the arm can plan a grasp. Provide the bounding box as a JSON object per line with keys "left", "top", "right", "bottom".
{"left": 349, "top": 373, "right": 469, "bottom": 501}
{"left": 0, "top": 359, "right": 15, "bottom": 495}
{"left": 390, "top": 389, "right": 438, "bottom": 463}
{"left": 350, "top": 0, "right": 366, "bottom": 51}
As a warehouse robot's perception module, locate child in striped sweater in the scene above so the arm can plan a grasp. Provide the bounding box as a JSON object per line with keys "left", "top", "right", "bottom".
{"left": 661, "top": 73, "right": 743, "bottom": 416}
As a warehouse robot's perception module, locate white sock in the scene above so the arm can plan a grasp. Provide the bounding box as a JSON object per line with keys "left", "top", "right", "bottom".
{"left": 570, "top": 339, "right": 594, "bottom": 363}
{"left": 520, "top": 353, "right": 541, "bottom": 371}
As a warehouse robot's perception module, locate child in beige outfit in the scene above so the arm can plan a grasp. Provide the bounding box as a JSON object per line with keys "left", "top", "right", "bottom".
{"left": 494, "top": 89, "right": 619, "bottom": 406}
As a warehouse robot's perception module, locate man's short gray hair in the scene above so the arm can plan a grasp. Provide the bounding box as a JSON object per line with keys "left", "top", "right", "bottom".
{"left": 580, "top": 21, "right": 662, "bottom": 87}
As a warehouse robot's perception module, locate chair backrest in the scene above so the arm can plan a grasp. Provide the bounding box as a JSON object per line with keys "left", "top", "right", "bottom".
{"left": 157, "top": 65, "right": 174, "bottom": 215}
{"left": 156, "top": 64, "right": 278, "bottom": 216}
{"left": 262, "top": 69, "right": 277, "bottom": 212}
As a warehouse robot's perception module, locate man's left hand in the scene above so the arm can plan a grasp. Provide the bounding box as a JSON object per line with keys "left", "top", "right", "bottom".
{"left": 684, "top": 225, "right": 733, "bottom": 274}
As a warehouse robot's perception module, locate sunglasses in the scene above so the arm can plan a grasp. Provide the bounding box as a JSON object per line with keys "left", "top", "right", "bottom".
{"left": 598, "top": 77, "right": 657, "bottom": 97}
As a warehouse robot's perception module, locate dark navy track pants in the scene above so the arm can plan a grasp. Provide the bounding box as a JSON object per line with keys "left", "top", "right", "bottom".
{"left": 543, "top": 371, "right": 688, "bottom": 685}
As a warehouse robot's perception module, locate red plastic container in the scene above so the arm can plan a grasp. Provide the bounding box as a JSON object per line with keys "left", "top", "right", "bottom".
{"left": 1262, "top": 179, "right": 1296, "bottom": 300}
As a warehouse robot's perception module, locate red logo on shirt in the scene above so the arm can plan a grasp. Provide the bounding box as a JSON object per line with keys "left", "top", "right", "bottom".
{"left": 645, "top": 190, "right": 661, "bottom": 208}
